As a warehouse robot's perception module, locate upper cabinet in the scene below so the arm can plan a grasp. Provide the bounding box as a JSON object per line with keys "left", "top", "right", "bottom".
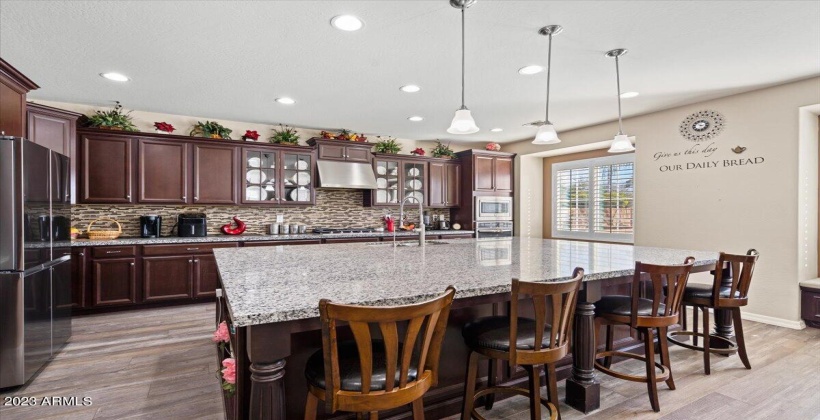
{"left": 0, "top": 58, "right": 39, "bottom": 137}
{"left": 429, "top": 160, "right": 461, "bottom": 208}
{"left": 365, "top": 154, "right": 435, "bottom": 207}
{"left": 308, "top": 138, "right": 372, "bottom": 163}
{"left": 79, "top": 132, "right": 134, "bottom": 203}
{"left": 26, "top": 103, "right": 80, "bottom": 156}
{"left": 193, "top": 144, "right": 238, "bottom": 204}
{"left": 241, "top": 145, "right": 316, "bottom": 205}
{"left": 458, "top": 150, "right": 515, "bottom": 195}
{"left": 138, "top": 139, "right": 188, "bottom": 204}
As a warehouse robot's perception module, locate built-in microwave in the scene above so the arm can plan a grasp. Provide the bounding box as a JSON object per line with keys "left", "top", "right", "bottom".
{"left": 475, "top": 196, "right": 513, "bottom": 221}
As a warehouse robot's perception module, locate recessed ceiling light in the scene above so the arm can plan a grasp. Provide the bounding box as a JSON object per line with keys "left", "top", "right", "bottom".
{"left": 408, "top": 116, "right": 424, "bottom": 122}
{"left": 399, "top": 85, "right": 421, "bottom": 93}
{"left": 331, "top": 15, "right": 364, "bottom": 31}
{"left": 620, "top": 91, "right": 640, "bottom": 98}
{"left": 275, "top": 97, "right": 295, "bottom": 105}
{"left": 100, "top": 72, "right": 129, "bottom": 82}
{"left": 490, "top": 128, "right": 503, "bottom": 132}
{"left": 518, "top": 65, "right": 545, "bottom": 75}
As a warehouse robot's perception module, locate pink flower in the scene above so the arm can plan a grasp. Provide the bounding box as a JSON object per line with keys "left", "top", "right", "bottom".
{"left": 212, "top": 321, "right": 230, "bottom": 343}
{"left": 221, "top": 358, "right": 236, "bottom": 384}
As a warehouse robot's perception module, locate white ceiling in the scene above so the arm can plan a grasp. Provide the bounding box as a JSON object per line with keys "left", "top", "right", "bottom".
{"left": 2, "top": 1, "right": 818, "bottom": 143}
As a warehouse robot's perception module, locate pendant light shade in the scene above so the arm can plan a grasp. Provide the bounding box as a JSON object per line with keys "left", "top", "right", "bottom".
{"left": 447, "top": 0, "right": 479, "bottom": 135}
{"left": 532, "top": 25, "right": 562, "bottom": 145}
{"left": 533, "top": 123, "right": 560, "bottom": 145}
{"left": 448, "top": 107, "right": 479, "bottom": 134}
{"left": 606, "top": 48, "right": 635, "bottom": 153}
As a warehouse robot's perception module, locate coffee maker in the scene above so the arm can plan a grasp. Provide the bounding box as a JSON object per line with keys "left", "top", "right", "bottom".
{"left": 140, "top": 215, "right": 162, "bottom": 238}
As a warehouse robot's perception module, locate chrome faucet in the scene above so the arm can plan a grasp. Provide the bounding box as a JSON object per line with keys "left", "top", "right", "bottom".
{"left": 398, "top": 196, "right": 426, "bottom": 246}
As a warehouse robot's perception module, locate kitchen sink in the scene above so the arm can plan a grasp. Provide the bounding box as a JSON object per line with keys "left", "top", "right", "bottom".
{"left": 366, "top": 240, "right": 450, "bottom": 247}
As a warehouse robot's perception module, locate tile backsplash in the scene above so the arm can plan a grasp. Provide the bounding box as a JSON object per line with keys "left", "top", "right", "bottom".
{"left": 72, "top": 189, "right": 451, "bottom": 237}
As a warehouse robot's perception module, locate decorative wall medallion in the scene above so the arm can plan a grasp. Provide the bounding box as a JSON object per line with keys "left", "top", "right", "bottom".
{"left": 679, "top": 110, "right": 725, "bottom": 142}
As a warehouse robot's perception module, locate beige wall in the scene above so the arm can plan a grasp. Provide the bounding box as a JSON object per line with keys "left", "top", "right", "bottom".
{"left": 509, "top": 76, "right": 820, "bottom": 327}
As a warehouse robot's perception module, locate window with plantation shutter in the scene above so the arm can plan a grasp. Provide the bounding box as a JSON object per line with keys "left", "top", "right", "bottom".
{"left": 552, "top": 154, "right": 634, "bottom": 243}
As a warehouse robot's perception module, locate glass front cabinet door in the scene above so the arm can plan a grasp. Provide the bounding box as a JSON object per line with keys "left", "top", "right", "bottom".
{"left": 403, "top": 161, "right": 426, "bottom": 206}
{"left": 242, "top": 149, "right": 279, "bottom": 204}
{"left": 373, "top": 159, "right": 401, "bottom": 205}
{"left": 281, "top": 151, "right": 314, "bottom": 204}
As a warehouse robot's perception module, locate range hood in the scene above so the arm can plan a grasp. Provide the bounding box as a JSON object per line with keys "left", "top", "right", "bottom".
{"left": 315, "top": 160, "right": 378, "bottom": 189}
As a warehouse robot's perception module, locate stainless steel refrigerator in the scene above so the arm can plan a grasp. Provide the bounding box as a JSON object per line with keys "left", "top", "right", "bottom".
{"left": 0, "top": 136, "right": 72, "bottom": 389}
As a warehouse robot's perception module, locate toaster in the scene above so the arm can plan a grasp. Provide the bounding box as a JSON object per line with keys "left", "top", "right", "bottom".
{"left": 177, "top": 213, "right": 207, "bottom": 237}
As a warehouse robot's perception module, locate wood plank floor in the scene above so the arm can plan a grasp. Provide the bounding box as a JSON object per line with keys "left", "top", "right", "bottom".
{"left": 1, "top": 305, "right": 818, "bottom": 420}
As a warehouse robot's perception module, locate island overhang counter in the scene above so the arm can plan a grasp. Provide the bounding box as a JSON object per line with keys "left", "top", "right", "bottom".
{"left": 213, "top": 237, "right": 719, "bottom": 419}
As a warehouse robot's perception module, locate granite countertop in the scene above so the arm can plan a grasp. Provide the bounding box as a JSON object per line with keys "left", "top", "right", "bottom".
{"left": 68, "top": 230, "right": 474, "bottom": 247}
{"left": 213, "top": 237, "right": 719, "bottom": 327}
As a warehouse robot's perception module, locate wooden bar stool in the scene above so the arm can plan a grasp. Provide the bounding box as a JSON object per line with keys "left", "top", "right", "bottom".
{"left": 460, "top": 268, "right": 585, "bottom": 420}
{"left": 668, "top": 250, "right": 759, "bottom": 374}
{"left": 303, "top": 286, "right": 456, "bottom": 420}
{"left": 594, "top": 258, "right": 694, "bottom": 412}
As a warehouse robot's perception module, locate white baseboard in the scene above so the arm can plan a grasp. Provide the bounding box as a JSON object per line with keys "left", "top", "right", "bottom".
{"left": 740, "top": 311, "right": 806, "bottom": 330}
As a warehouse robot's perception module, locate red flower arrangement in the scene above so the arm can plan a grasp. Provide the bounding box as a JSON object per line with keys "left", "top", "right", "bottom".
{"left": 153, "top": 122, "right": 175, "bottom": 133}
{"left": 411, "top": 147, "right": 426, "bottom": 156}
{"left": 213, "top": 321, "right": 236, "bottom": 396}
{"left": 485, "top": 142, "right": 501, "bottom": 152}
{"left": 242, "top": 130, "right": 260, "bottom": 141}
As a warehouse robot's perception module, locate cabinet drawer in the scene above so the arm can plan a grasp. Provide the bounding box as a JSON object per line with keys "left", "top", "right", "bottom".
{"left": 324, "top": 237, "right": 379, "bottom": 244}
{"left": 441, "top": 233, "right": 473, "bottom": 239}
{"left": 142, "top": 242, "right": 238, "bottom": 256}
{"left": 92, "top": 246, "right": 137, "bottom": 258}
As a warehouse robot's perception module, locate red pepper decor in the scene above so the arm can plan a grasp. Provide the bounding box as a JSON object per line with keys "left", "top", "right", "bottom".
{"left": 153, "top": 122, "right": 175, "bottom": 133}
{"left": 411, "top": 147, "right": 425, "bottom": 156}
{"left": 242, "top": 130, "right": 260, "bottom": 141}
{"left": 221, "top": 216, "right": 247, "bottom": 235}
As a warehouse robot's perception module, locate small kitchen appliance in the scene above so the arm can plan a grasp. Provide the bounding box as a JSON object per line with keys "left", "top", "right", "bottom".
{"left": 140, "top": 215, "right": 162, "bottom": 238}
{"left": 437, "top": 215, "right": 451, "bottom": 230}
{"left": 177, "top": 213, "right": 207, "bottom": 237}
{"left": 475, "top": 196, "right": 514, "bottom": 221}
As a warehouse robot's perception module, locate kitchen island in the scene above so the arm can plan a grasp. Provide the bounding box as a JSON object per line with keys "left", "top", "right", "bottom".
{"left": 213, "top": 238, "right": 718, "bottom": 419}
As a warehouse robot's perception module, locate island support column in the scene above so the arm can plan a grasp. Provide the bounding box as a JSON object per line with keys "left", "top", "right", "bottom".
{"left": 247, "top": 324, "right": 291, "bottom": 420}
{"left": 565, "top": 281, "right": 602, "bottom": 413}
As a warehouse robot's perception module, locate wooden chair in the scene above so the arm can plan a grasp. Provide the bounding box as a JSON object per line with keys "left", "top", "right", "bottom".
{"left": 304, "top": 286, "right": 456, "bottom": 420}
{"left": 668, "top": 250, "right": 759, "bottom": 374}
{"left": 594, "top": 258, "right": 694, "bottom": 412}
{"left": 461, "top": 268, "right": 584, "bottom": 420}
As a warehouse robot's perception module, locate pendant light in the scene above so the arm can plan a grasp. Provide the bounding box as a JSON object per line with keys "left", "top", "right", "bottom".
{"left": 447, "top": 0, "right": 479, "bottom": 135}
{"left": 606, "top": 48, "right": 635, "bottom": 153}
{"left": 532, "top": 25, "right": 562, "bottom": 145}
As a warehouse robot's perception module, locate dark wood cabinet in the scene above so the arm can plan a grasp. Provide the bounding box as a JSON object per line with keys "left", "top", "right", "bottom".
{"left": 80, "top": 133, "right": 133, "bottom": 203}
{"left": 429, "top": 161, "right": 461, "bottom": 208}
{"left": 453, "top": 149, "right": 517, "bottom": 231}
{"left": 138, "top": 139, "right": 187, "bottom": 204}
{"left": 91, "top": 257, "right": 137, "bottom": 306}
{"left": 143, "top": 256, "right": 193, "bottom": 301}
{"left": 495, "top": 157, "right": 513, "bottom": 193}
{"left": 308, "top": 138, "right": 372, "bottom": 163}
{"left": 801, "top": 285, "right": 820, "bottom": 328}
{"left": 193, "top": 255, "right": 219, "bottom": 298}
{"left": 0, "top": 58, "right": 38, "bottom": 138}
{"left": 26, "top": 103, "right": 80, "bottom": 156}
{"left": 193, "top": 143, "right": 237, "bottom": 204}
{"left": 365, "top": 154, "right": 430, "bottom": 207}
{"left": 474, "top": 155, "right": 496, "bottom": 192}
{"left": 242, "top": 240, "right": 322, "bottom": 247}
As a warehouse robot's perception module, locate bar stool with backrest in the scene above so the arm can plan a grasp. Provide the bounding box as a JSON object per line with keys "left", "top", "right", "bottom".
{"left": 303, "top": 286, "right": 456, "bottom": 420}
{"left": 668, "top": 250, "right": 759, "bottom": 374}
{"left": 460, "top": 268, "right": 585, "bottom": 420}
{"left": 593, "top": 257, "right": 694, "bottom": 413}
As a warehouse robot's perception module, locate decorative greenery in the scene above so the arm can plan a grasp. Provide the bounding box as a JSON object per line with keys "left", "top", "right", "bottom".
{"left": 269, "top": 124, "right": 300, "bottom": 145}
{"left": 431, "top": 141, "right": 456, "bottom": 158}
{"left": 373, "top": 136, "right": 401, "bottom": 154}
{"left": 86, "top": 101, "right": 138, "bottom": 131}
{"left": 190, "top": 121, "right": 232, "bottom": 139}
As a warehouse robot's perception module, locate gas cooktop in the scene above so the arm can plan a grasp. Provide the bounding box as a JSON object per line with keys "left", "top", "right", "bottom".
{"left": 312, "top": 227, "right": 377, "bottom": 234}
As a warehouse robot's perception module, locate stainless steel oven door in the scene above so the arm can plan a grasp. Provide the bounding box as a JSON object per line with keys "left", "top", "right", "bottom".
{"left": 475, "top": 196, "right": 513, "bottom": 221}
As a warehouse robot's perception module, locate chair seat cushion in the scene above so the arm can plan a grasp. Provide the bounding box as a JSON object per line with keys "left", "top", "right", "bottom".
{"left": 304, "top": 340, "right": 417, "bottom": 392}
{"left": 683, "top": 283, "right": 741, "bottom": 300}
{"left": 595, "top": 295, "right": 664, "bottom": 317}
{"left": 462, "top": 316, "right": 553, "bottom": 352}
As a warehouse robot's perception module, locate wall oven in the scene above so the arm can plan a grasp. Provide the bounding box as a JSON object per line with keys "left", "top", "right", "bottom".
{"left": 475, "top": 196, "right": 513, "bottom": 221}
{"left": 475, "top": 221, "right": 514, "bottom": 239}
